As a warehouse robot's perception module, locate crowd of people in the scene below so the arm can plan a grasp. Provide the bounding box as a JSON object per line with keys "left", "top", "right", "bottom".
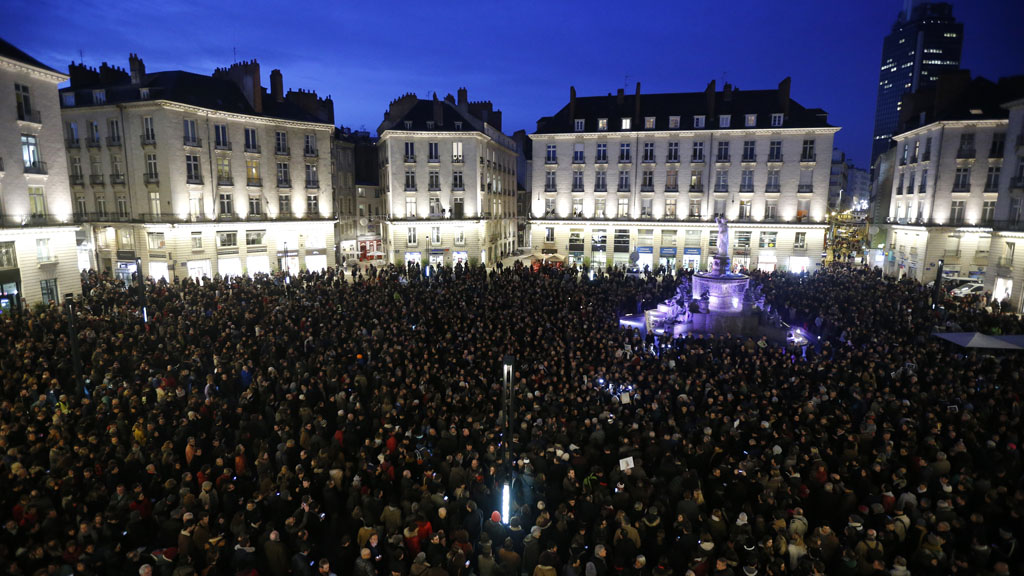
{"left": 0, "top": 261, "right": 1021, "bottom": 576}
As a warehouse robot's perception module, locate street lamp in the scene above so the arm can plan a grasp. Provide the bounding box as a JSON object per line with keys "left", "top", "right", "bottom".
{"left": 135, "top": 257, "right": 148, "bottom": 323}
{"left": 64, "top": 293, "right": 84, "bottom": 394}
{"left": 501, "top": 354, "right": 514, "bottom": 525}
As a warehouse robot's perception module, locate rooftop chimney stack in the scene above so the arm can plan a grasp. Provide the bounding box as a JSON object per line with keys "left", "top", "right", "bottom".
{"left": 270, "top": 69, "right": 283, "bottom": 102}
{"left": 569, "top": 86, "right": 576, "bottom": 124}
{"left": 128, "top": 53, "right": 145, "bottom": 85}
{"left": 777, "top": 77, "right": 791, "bottom": 116}
{"left": 616, "top": 88, "right": 624, "bottom": 106}
{"left": 457, "top": 87, "right": 468, "bottom": 109}
{"left": 705, "top": 80, "right": 716, "bottom": 119}
{"left": 634, "top": 82, "right": 641, "bottom": 122}
{"left": 433, "top": 92, "right": 442, "bottom": 126}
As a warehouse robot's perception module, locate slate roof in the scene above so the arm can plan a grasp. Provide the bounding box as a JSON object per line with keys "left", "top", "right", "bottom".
{"left": 898, "top": 75, "right": 1024, "bottom": 133}
{"left": 0, "top": 37, "right": 62, "bottom": 75}
{"left": 381, "top": 99, "right": 484, "bottom": 133}
{"left": 535, "top": 89, "right": 832, "bottom": 134}
{"left": 60, "top": 70, "right": 330, "bottom": 124}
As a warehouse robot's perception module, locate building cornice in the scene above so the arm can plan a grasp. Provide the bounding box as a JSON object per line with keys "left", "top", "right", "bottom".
{"left": 62, "top": 99, "right": 333, "bottom": 130}
{"left": 528, "top": 219, "right": 828, "bottom": 229}
{"left": 0, "top": 56, "right": 68, "bottom": 83}
{"left": 893, "top": 119, "right": 1007, "bottom": 141}
{"left": 530, "top": 127, "right": 841, "bottom": 140}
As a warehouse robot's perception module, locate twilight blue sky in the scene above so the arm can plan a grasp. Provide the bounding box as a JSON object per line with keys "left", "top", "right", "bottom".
{"left": 3, "top": 0, "right": 1022, "bottom": 168}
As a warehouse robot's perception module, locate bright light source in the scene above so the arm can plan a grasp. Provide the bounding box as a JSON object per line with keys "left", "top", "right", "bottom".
{"left": 501, "top": 483, "right": 510, "bottom": 525}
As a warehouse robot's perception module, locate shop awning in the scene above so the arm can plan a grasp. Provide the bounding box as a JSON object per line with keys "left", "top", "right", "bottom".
{"left": 933, "top": 332, "right": 1024, "bottom": 350}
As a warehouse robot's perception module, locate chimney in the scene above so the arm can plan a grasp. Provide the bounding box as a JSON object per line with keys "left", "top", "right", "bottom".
{"left": 777, "top": 77, "right": 791, "bottom": 116}
{"left": 723, "top": 82, "right": 733, "bottom": 102}
{"left": 457, "top": 87, "right": 468, "bottom": 109}
{"left": 569, "top": 86, "right": 576, "bottom": 124}
{"left": 270, "top": 69, "right": 283, "bottom": 102}
{"left": 433, "top": 92, "right": 442, "bottom": 126}
{"left": 705, "top": 80, "right": 716, "bottom": 119}
{"left": 129, "top": 53, "right": 145, "bottom": 85}
{"left": 444, "top": 93, "right": 455, "bottom": 105}
{"left": 616, "top": 88, "right": 624, "bottom": 106}
{"left": 634, "top": 82, "right": 641, "bottom": 123}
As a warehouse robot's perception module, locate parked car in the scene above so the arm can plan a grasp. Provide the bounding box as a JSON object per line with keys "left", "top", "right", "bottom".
{"left": 926, "top": 277, "right": 979, "bottom": 292}
{"left": 951, "top": 283, "right": 985, "bottom": 297}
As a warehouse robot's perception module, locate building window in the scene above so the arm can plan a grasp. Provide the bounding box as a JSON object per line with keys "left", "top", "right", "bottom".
{"left": 276, "top": 162, "right": 290, "bottom": 186}
{"left": 305, "top": 164, "right": 319, "bottom": 188}
{"left": 644, "top": 117, "right": 655, "bottom": 130}
{"left": 428, "top": 170, "right": 440, "bottom": 190}
{"left": 431, "top": 227, "right": 441, "bottom": 245}
{"left": 217, "top": 231, "right": 237, "bottom": 248}
{"left": 544, "top": 198, "right": 555, "bottom": 215}
{"left": 689, "top": 170, "right": 702, "bottom": 191}
{"left": 619, "top": 143, "right": 631, "bottom": 163}
{"left": 21, "top": 134, "right": 40, "bottom": 170}
{"left": 149, "top": 191, "right": 161, "bottom": 216}
{"left": 248, "top": 195, "right": 262, "bottom": 216}
{"left": 794, "top": 232, "right": 806, "bottom": 249}
{"left": 214, "top": 124, "right": 229, "bottom": 148}
{"left": 246, "top": 159, "right": 261, "bottom": 186}
{"left": 574, "top": 119, "right": 585, "bottom": 132}
{"left": 621, "top": 118, "right": 631, "bottom": 130}
{"left": 245, "top": 230, "right": 265, "bottom": 246}
{"left": 277, "top": 193, "right": 291, "bottom": 215}
{"left": 689, "top": 198, "right": 701, "bottom": 218}
{"left": 39, "top": 279, "right": 58, "bottom": 304}
{"left": 692, "top": 141, "right": 704, "bottom": 162}
{"left": 950, "top": 200, "right": 965, "bottom": 224}
{"left": 219, "top": 193, "right": 233, "bottom": 215}
{"left": 405, "top": 170, "right": 416, "bottom": 191}
{"left": 667, "top": 142, "right": 679, "bottom": 162}
{"left": 595, "top": 170, "right": 607, "bottom": 192}
{"left": 453, "top": 170, "right": 464, "bottom": 190}
{"left": 716, "top": 141, "right": 729, "bottom": 162}
{"left": 307, "top": 194, "right": 319, "bottom": 215}
{"left": 953, "top": 167, "right": 970, "bottom": 191}
{"left": 275, "top": 131, "right": 288, "bottom": 154}
{"left": 770, "top": 113, "right": 783, "bottom": 127}
{"left": 597, "top": 118, "right": 608, "bottom": 131}
{"left": 768, "top": 140, "right": 782, "bottom": 162}
{"left": 989, "top": 133, "right": 1005, "bottom": 158}
{"left": 117, "top": 228, "right": 133, "bottom": 249}
{"left": 186, "top": 232, "right": 201, "bottom": 250}
{"left": 641, "top": 170, "right": 654, "bottom": 191}
{"left": 641, "top": 198, "right": 653, "bottom": 217}
{"left": 117, "top": 196, "right": 129, "bottom": 217}
{"left": 596, "top": 143, "right": 608, "bottom": 163}
{"left": 666, "top": 169, "right": 678, "bottom": 191}
{"left": 245, "top": 128, "right": 259, "bottom": 152}
{"left": 572, "top": 170, "right": 584, "bottom": 192}
{"left": 546, "top": 144, "right": 557, "bottom": 163}
{"left": 75, "top": 195, "right": 86, "bottom": 215}
{"left": 405, "top": 196, "right": 417, "bottom": 217}
{"left": 618, "top": 171, "right": 630, "bottom": 192}
{"left": 742, "top": 140, "right": 756, "bottom": 162}
{"left": 573, "top": 143, "right": 585, "bottom": 163}
{"left": 745, "top": 114, "right": 757, "bottom": 127}
{"left": 985, "top": 166, "right": 1000, "bottom": 191}
{"left": 28, "top": 186, "right": 46, "bottom": 216}
{"left": 36, "top": 238, "right": 52, "bottom": 262}
{"left": 739, "top": 200, "right": 752, "bottom": 219}
{"left": 428, "top": 142, "right": 439, "bottom": 162}
{"left": 92, "top": 89, "right": 106, "bottom": 104}
{"left": 143, "top": 116, "right": 155, "bottom": 141}
{"left": 801, "top": 139, "right": 816, "bottom": 161}
{"left": 455, "top": 228, "right": 465, "bottom": 245}
{"left": 759, "top": 231, "right": 777, "bottom": 248}
{"left": 183, "top": 119, "right": 199, "bottom": 146}
{"left": 62, "top": 93, "right": 75, "bottom": 107}
{"left": 668, "top": 116, "right": 680, "bottom": 129}
{"left": 642, "top": 142, "right": 655, "bottom": 162}
{"left": 148, "top": 232, "right": 166, "bottom": 250}
{"left": 982, "top": 200, "right": 996, "bottom": 224}
{"left": 694, "top": 115, "right": 705, "bottom": 128}
{"left": 545, "top": 170, "right": 556, "bottom": 192}
{"left": 617, "top": 197, "right": 629, "bottom": 217}
{"left": 719, "top": 115, "right": 731, "bottom": 128}
{"left": 715, "top": 169, "right": 728, "bottom": 192}
{"left": 665, "top": 198, "right": 677, "bottom": 217}
{"left": 595, "top": 198, "right": 606, "bottom": 216}
{"left": 958, "top": 133, "right": 975, "bottom": 157}
{"left": 765, "top": 200, "right": 778, "bottom": 220}
{"left": 740, "top": 169, "right": 754, "bottom": 192}
{"left": 96, "top": 196, "right": 107, "bottom": 216}
{"left": 186, "top": 154, "right": 202, "bottom": 183}
{"left": 304, "top": 134, "right": 317, "bottom": 156}
{"left": 544, "top": 227, "right": 554, "bottom": 242}
{"left": 766, "top": 169, "right": 780, "bottom": 192}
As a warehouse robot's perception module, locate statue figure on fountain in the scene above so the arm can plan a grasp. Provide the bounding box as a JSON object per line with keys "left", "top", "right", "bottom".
{"left": 715, "top": 216, "right": 729, "bottom": 256}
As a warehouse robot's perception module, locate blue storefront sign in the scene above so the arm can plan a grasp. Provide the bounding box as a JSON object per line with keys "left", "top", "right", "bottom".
{"left": 637, "top": 246, "right": 653, "bottom": 254}
{"left": 660, "top": 247, "right": 677, "bottom": 256}
{"left": 683, "top": 248, "right": 701, "bottom": 255}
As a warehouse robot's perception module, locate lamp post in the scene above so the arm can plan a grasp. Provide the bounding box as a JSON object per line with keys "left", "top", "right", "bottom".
{"left": 135, "top": 257, "right": 148, "bottom": 323}
{"left": 501, "top": 354, "right": 515, "bottom": 524}
{"left": 64, "top": 293, "right": 84, "bottom": 394}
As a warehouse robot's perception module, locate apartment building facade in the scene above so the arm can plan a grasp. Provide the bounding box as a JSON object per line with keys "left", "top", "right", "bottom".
{"left": 59, "top": 56, "right": 335, "bottom": 283}
{"left": 529, "top": 80, "right": 837, "bottom": 272}
{"left": 378, "top": 90, "right": 517, "bottom": 267}
{"left": 0, "top": 38, "right": 80, "bottom": 308}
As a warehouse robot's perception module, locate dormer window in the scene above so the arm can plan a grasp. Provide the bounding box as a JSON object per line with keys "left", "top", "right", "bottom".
{"left": 694, "top": 115, "right": 705, "bottom": 128}
{"left": 668, "top": 116, "right": 680, "bottom": 129}
{"left": 771, "top": 113, "right": 783, "bottom": 127}
{"left": 426, "top": 121, "right": 435, "bottom": 129}
{"left": 454, "top": 121, "right": 463, "bottom": 130}
{"left": 574, "top": 119, "right": 585, "bottom": 132}
{"left": 598, "top": 118, "right": 608, "bottom": 131}
{"left": 404, "top": 121, "right": 413, "bottom": 129}
{"left": 93, "top": 89, "right": 106, "bottom": 105}
{"left": 62, "top": 93, "right": 75, "bottom": 107}
{"left": 139, "top": 88, "right": 150, "bottom": 100}
{"left": 644, "top": 117, "right": 656, "bottom": 130}
{"left": 719, "top": 115, "right": 731, "bottom": 128}
{"left": 745, "top": 114, "right": 757, "bottom": 127}
{"left": 621, "top": 118, "right": 632, "bottom": 130}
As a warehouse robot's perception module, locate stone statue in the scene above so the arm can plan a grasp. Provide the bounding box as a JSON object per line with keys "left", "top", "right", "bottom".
{"left": 715, "top": 216, "right": 729, "bottom": 256}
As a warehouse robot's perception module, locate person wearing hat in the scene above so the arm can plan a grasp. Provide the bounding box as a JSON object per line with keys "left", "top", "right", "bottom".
{"left": 483, "top": 510, "right": 506, "bottom": 545}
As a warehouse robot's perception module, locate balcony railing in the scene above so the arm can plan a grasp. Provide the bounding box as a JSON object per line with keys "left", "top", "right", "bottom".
{"left": 956, "top": 147, "right": 975, "bottom": 159}
{"left": 595, "top": 155, "right": 608, "bottom": 164}
{"left": 1011, "top": 177, "right": 1024, "bottom": 190}
{"left": 215, "top": 140, "right": 232, "bottom": 151}
{"left": 765, "top": 185, "right": 781, "bottom": 193}
{"left": 572, "top": 155, "right": 585, "bottom": 164}
{"left": 689, "top": 184, "right": 703, "bottom": 192}
{"left": 767, "top": 154, "right": 783, "bottom": 162}
{"left": 1, "top": 213, "right": 75, "bottom": 228}
{"left": 218, "top": 175, "right": 233, "bottom": 186}
{"left": 16, "top": 105, "right": 41, "bottom": 124}
{"left": 943, "top": 249, "right": 961, "bottom": 259}
{"left": 247, "top": 178, "right": 263, "bottom": 187}
{"left": 452, "top": 155, "right": 464, "bottom": 163}
{"left": 141, "top": 134, "right": 157, "bottom": 147}
{"left": 65, "top": 137, "right": 80, "bottom": 148}
{"left": 640, "top": 186, "right": 654, "bottom": 192}
{"left": 306, "top": 179, "right": 320, "bottom": 189}
{"left": 642, "top": 155, "right": 656, "bottom": 163}
{"left": 715, "top": 155, "right": 730, "bottom": 163}
{"left": 619, "top": 155, "right": 632, "bottom": 163}
{"left": 86, "top": 138, "right": 101, "bottom": 148}
{"left": 800, "top": 153, "right": 817, "bottom": 162}
{"left": 998, "top": 256, "right": 1014, "bottom": 268}
{"left": 404, "top": 155, "right": 416, "bottom": 163}
{"left": 24, "top": 161, "right": 47, "bottom": 175}
{"left": 304, "top": 147, "right": 318, "bottom": 158}
{"left": 89, "top": 174, "right": 104, "bottom": 186}
{"left": 277, "top": 179, "right": 291, "bottom": 188}
{"left": 666, "top": 155, "right": 680, "bottom": 163}
{"left": 275, "top": 146, "right": 290, "bottom": 156}
{"left": 797, "top": 184, "right": 814, "bottom": 193}
{"left": 739, "top": 185, "right": 754, "bottom": 193}
{"left": 144, "top": 172, "right": 159, "bottom": 184}
{"left": 110, "top": 174, "right": 125, "bottom": 186}
{"left": 106, "top": 136, "right": 122, "bottom": 147}
{"left": 184, "top": 137, "right": 203, "bottom": 148}
{"left": 70, "top": 174, "right": 84, "bottom": 186}
{"left": 186, "top": 175, "right": 203, "bottom": 185}
{"left": 427, "top": 155, "right": 439, "bottom": 163}
{"left": 245, "top": 144, "right": 262, "bottom": 154}
{"left": 545, "top": 157, "right": 558, "bottom": 164}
